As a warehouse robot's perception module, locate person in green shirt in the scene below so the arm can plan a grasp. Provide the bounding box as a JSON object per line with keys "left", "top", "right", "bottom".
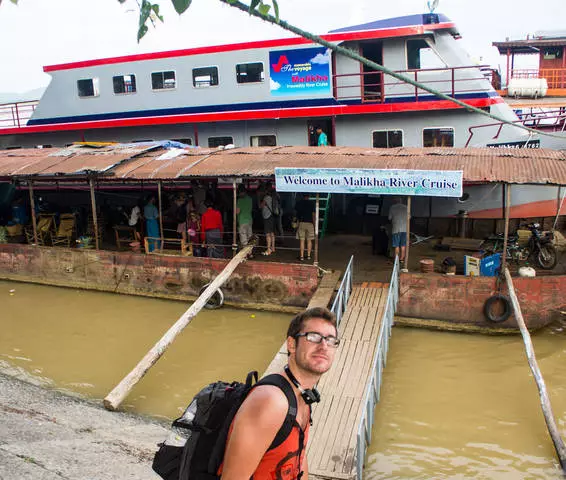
{"left": 236, "top": 186, "right": 253, "bottom": 246}
{"left": 316, "top": 126, "right": 329, "bottom": 146}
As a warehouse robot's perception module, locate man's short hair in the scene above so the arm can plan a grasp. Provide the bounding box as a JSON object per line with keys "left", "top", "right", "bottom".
{"left": 287, "top": 307, "right": 337, "bottom": 339}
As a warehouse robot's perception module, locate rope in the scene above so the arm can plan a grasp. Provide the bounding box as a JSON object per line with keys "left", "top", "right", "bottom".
{"left": 220, "top": 0, "right": 565, "bottom": 140}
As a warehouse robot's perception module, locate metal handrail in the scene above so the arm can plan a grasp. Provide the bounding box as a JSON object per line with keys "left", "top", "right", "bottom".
{"left": 330, "top": 254, "right": 354, "bottom": 327}
{"left": 0, "top": 100, "right": 39, "bottom": 129}
{"left": 355, "top": 255, "right": 400, "bottom": 480}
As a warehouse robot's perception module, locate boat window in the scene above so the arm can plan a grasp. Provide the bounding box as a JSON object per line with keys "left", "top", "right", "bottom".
{"left": 372, "top": 130, "right": 403, "bottom": 148}
{"left": 113, "top": 74, "right": 137, "bottom": 94}
{"left": 193, "top": 67, "right": 219, "bottom": 88}
{"left": 250, "top": 135, "right": 276, "bottom": 147}
{"left": 77, "top": 78, "right": 100, "bottom": 98}
{"left": 152, "top": 71, "right": 176, "bottom": 90}
{"left": 407, "top": 39, "right": 446, "bottom": 70}
{"left": 208, "top": 136, "right": 233, "bottom": 148}
{"left": 236, "top": 62, "right": 265, "bottom": 84}
{"left": 172, "top": 138, "right": 193, "bottom": 146}
{"left": 423, "top": 127, "right": 454, "bottom": 147}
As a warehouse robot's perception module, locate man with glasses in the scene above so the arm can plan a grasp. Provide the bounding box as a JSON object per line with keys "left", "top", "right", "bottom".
{"left": 220, "top": 307, "right": 339, "bottom": 480}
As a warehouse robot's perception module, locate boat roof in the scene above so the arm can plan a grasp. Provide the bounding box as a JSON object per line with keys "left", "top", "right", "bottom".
{"left": 44, "top": 13, "right": 456, "bottom": 73}
{"left": 493, "top": 37, "right": 566, "bottom": 55}
{"left": 1, "top": 144, "right": 565, "bottom": 186}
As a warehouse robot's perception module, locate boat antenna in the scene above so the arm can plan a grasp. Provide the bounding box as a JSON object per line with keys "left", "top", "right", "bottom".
{"left": 427, "top": 0, "right": 439, "bottom": 13}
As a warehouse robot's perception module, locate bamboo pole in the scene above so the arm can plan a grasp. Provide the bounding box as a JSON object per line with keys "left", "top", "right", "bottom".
{"left": 314, "top": 193, "right": 320, "bottom": 266}
{"left": 232, "top": 180, "right": 238, "bottom": 257}
{"left": 503, "top": 268, "right": 566, "bottom": 472}
{"left": 500, "top": 184, "right": 511, "bottom": 276}
{"left": 157, "top": 181, "right": 164, "bottom": 252}
{"left": 404, "top": 196, "right": 411, "bottom": 270}
{"left": 89, "top": 178, "right": 99, "bottom": 250}
{"left": 103, "top": 242, "right": 255, "bottom": 411}
{"left": 28, "top": 180, "right": 38, "bottom": 245}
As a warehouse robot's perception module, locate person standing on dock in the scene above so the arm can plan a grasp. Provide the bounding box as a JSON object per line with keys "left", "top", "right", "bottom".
{"left": 316, "top": 126, "right": 329, "bottom": 146}
{"left": 236, "top": 185, "right": 253, "bottom": 248}
{"left": 294, "top": 193, "right": 315, "bottom": 261}
{"left": 220, "top": 307, "right": 339, "bottom": 480}
{"left": 201, "top": 200, "right": 224, "bottom": 258}
{"left": 388, "top": 197, "right": 408, "bottom": 263}
{"left": 144, "top": 195, "right": 160, "bottom": 252}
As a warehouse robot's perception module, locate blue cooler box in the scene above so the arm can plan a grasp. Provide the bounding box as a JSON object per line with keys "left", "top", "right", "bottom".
{"left": 480, "top": 253, "right": 501, "bottom": 277}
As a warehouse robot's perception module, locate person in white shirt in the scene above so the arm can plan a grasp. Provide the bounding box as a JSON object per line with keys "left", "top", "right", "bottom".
{"left": 128, "top": 203, "right": 142, "bottom": 242}
{"left": 388, "top": 197, "right": 408, "bottom": 263}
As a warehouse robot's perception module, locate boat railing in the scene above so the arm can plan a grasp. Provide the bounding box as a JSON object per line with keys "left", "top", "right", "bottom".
{"left": 465, "top": 108, "right": 566, "bottom": 147}
{"left": 355, "top": 255, "right": 400, "bottom": 480}
{"left": 0, "top": 100, "right": 39, "bottom": 129}
{"left": 333, "top": 64, "right": 492, "bottom": 103}
{"left": 330, "top": 254, "right": 353, "bottom": 327}
{"left": 510, "top": 68, "right": 566, "bottom": 90}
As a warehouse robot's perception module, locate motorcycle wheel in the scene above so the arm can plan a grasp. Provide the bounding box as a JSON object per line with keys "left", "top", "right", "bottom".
{"left": 536, "top": 244, "right": 557, "bottom": 270}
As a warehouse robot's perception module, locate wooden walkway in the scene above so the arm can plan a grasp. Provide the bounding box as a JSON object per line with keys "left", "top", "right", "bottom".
{"left": 308, "top": 284, "right": 389, "bottom": 480}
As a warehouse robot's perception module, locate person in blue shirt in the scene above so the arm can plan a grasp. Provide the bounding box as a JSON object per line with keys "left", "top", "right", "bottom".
{"left": 144, "top": 195, "right": 160, "bottom": 252}
{"left": 316, "top": 126, "right": 329, "bottom": 146}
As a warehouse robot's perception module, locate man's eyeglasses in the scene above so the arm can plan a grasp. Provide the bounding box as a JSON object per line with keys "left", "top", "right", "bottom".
{"left": 295, "top": 332, "right": 340, "bottom": 348}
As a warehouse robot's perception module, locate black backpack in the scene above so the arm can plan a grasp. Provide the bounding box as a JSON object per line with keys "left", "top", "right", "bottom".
{"left": 152, "top": 371, "right": 298, "bottom": 480}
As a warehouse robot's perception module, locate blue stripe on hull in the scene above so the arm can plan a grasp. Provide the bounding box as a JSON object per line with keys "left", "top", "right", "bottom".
{"left": 28, "top": 91, "right": 498, "bottom": 126}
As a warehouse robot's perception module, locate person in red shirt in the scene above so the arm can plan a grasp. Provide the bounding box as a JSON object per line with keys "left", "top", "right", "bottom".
{"left": 201, "top": 200, "right": 224, "bottom": 258}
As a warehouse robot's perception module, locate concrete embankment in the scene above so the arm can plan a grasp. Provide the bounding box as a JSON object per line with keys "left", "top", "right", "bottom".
{"left": 0, "top": 372, "right": 167, "bottom": 479}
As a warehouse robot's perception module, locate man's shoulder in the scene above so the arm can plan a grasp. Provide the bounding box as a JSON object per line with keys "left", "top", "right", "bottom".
{"left": 241, "top": 383, "right": 290, "bottom": 417}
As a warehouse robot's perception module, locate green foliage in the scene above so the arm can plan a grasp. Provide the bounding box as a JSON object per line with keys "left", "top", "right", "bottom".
{"left": 171, "top": 0, "right": 192, "bottom": 15}
{"left": 137, "top": 0, "right": 164, "bottom": 42}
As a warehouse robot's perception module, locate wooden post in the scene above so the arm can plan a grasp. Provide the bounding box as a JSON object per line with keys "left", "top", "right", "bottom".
{"left": 506, "top": 48, "right": 510, "bottom": 88}
{"left": 503, "top": 268, "right": 566, "bottom": 472}
{"left": 500, "top": 184, "right": 511, "bottom": 276}
{"left": 314, "top": 193, "right": 320, "bottom": 266}
{"left": 404, "top": 196, "right": 411, "bottom": 271}
{"left": 28, "top": 180, "right": 38, "bottom": 245}
{"left": 103, "top": 242, "right": 255, "bottom": 411}
{"left": 232, "top": 179, "right": 238, "bottom": 257}
{"left": 89, "top": 178, "right": 99, "bottom": 250}
{"left": 157, "top": 181, "right": 164, "bottom": 252}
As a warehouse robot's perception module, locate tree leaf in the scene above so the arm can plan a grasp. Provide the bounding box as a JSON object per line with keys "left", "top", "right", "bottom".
{"left": 151, "top": 3, "right": 164, "bottom": 22}
{"left": 137, "top": 24, "right": 149, "bottom": 42}
{"left": 171, "top": 0, "right": 192, "bottom": 15}
{"left": 249, "top": 0, "right": 260, "bottom": 13}
{"left": 258, "top": 3, "right": 271, "bottom": 16}
{"left": 272, "top": 0, "right": 279, "bottom": 21}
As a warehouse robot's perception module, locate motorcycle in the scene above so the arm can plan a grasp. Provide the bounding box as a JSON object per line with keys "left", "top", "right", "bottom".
{"left": 481, "top": 222, "right": 557, "bottom": 270}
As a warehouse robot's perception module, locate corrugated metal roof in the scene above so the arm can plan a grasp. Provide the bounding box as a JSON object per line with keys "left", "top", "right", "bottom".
{"left": 0, "top": 145, "right": 565, "bottom": 185}
{"left": 493, "top": 38, "right": 566, "bottom": 54}
{"left": 0, "top": 143, "right": 157, "bottom": 178}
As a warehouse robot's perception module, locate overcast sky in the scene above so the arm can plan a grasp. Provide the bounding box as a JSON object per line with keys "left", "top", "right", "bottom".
{"left": 0, "top": 0, "right": 563, "bottom": 94}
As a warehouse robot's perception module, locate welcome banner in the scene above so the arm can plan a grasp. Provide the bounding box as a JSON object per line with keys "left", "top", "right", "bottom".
{"left": 275, "top": 168, "right": 463, "bottom": 197}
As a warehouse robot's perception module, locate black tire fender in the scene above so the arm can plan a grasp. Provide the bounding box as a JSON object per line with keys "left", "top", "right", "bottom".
{"left": 199, "top": 283, "right": 225, "bottom": 309}
{"left": 483, "top": 294, "right": 512, "bottom": 323}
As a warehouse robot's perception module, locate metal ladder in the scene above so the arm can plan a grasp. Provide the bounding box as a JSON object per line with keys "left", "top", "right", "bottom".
{"left": 310, "top": 194, "right": 331, "bottom": 238}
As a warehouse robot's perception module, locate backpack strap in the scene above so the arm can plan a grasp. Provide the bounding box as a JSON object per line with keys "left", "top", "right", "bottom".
{"left": 255, "top": 374, "right": 298, "bottom": 451}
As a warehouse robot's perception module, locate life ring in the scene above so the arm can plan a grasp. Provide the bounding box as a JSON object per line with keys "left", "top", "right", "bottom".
{"left": 199, "top": 283, "right": 225, "bottom": 309}
{"left": 483, "top": 294, "right": 511, "bottom": 323}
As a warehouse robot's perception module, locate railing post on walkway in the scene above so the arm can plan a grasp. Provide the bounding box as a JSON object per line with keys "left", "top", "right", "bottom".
{"left": 28, "top": 180, "right": 38, "bottom": 245}
{"left": 89, "top": 178, "right": 100, "bottom": 250}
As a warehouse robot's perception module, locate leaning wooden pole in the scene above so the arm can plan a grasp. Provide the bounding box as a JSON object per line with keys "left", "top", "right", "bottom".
{"left": 504, "top": 268, "right": 566, "bottom": 472}
{"left": 103, "top": 242, "right": 255, "bottom": 411}
{"left": 28, "top": 180, "right": 38, "bottom": 245}
{"left": 89, "top": 178, "right": 100, "bottom": 250}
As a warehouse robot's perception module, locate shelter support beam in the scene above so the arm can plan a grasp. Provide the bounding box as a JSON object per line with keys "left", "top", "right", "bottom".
{"left": 158, "top": 181, "right": 164, "bottom": 252}
{"left": 314, "top": 193, "right": 320, "bottom": 266}
{"left": 103, "top": 242, "right": 255, "bottom": 411}
{"left": 232, "top": 180, "right": 237, "bottom": 257}
{"left": 28, "top": 180, "right": 38, "bottom": 245}
{"left": 500, "top": 184, "right": 511, "bottom": 276}
{"left": 89, "top": 178, "right": 99, "bottom": 250}
{"left": 405, "top": 196, "right": 411, "bottom": 270}
{"left": 504, "top": 268, "right": 566, "bottom": 472}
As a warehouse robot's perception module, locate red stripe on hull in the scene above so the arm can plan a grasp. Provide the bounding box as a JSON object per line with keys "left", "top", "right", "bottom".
{"left": 0, "top": 97, "right": 500, "bottom": 136}
{"left": 44, "top": 23, "right": 454, "bottom": 72}
{"left": 469, "top": 198, "right": 566, "bottom": 219}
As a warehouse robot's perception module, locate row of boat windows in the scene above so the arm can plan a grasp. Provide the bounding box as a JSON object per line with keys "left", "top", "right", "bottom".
{"left": 77, "top": 62, "right": 265, "bottom": 97}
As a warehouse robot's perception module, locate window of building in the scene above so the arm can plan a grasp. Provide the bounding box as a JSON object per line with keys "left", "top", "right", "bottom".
{"left": 113, "top": 74, "right": 137, "bottom": 94}
{"left": 236, "top": 62, "right": 265, "bottom": 84}
{"left": 193, "top": 66, "right": 219, "bottom": 88}
{"left": 172, "top": 138, "right": 193, "bottom": 146}
{"left": 407, "top": 39, "right": 446, "bottom": 70}
{"left": 208, "top": 136, "right": 233, "bottom": 148}
{"left": 151, "top": 71, "right": 176, "bottom": 90}
{"left": 423, "top": 127, "right": 454, "bottom": 147}
{"left": 250, "top": 135, "right": 276, "bottom": 147}
{"left": 77, "top": 78, "right": 99, "bottom": 98}
{"left": 372, "top": 130, "right": 403, "bottom": 148}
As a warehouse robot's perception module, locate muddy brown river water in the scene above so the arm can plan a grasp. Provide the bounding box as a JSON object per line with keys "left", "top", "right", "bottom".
{"left": 1, "top": 280, "right": 565, "bottom": 478}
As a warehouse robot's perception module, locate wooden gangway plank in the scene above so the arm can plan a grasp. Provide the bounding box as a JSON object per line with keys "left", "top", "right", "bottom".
{"left": 308, "top": 285, "right": 389, "bottom": 479}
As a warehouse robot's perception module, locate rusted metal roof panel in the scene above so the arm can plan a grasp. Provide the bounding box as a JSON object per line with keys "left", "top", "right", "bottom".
{"left": 0, "top": 148, "right": 57, "bottom": 177}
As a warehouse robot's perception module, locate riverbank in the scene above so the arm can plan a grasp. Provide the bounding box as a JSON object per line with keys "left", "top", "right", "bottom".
{"left": 0, "top": 371, "right": 166, "bottom": 479}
